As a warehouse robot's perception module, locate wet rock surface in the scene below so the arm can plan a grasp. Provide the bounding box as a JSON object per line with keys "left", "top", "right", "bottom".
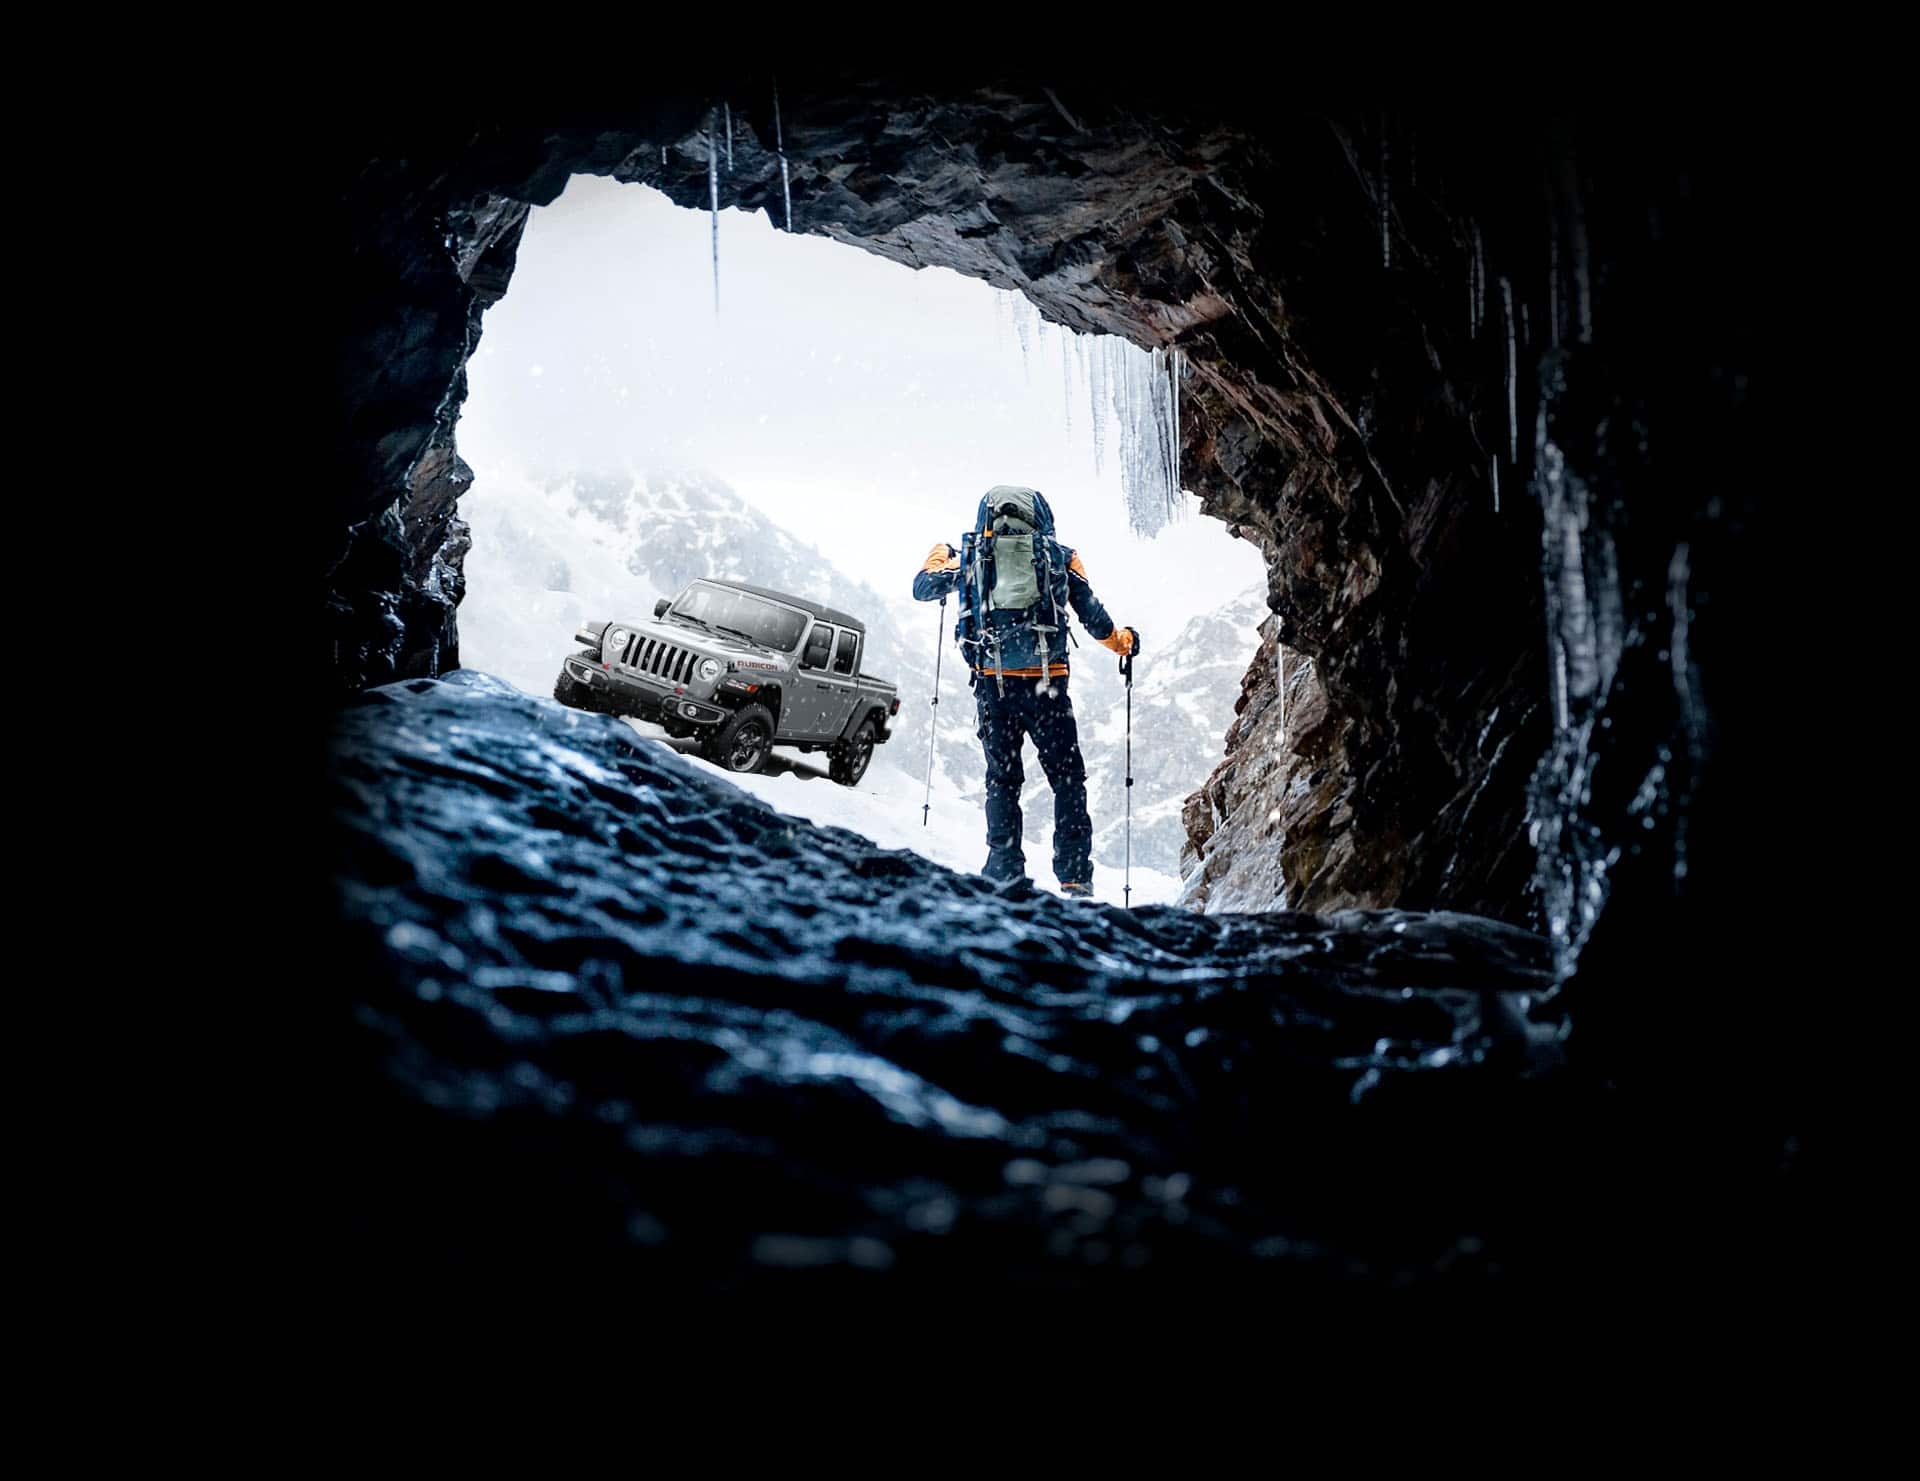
{"left": 332, "top": 672, "right": 1609, "bottom": 1295}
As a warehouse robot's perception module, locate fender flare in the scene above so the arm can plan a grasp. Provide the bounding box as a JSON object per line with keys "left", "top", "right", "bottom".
{"left": 837, "top": 700, "right": 891, "bottom": 745}
{"left": 720, "top": 682, "right": 782, "bottom": 730}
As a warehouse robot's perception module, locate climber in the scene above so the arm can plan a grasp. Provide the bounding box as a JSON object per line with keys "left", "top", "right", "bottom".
{"left": 913, "top": 485, "right": 1138, "bottom": 899}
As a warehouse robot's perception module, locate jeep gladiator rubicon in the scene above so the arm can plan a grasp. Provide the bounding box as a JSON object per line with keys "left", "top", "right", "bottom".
{"left": 553, "top": 578, "right": 900, "bottom": 786}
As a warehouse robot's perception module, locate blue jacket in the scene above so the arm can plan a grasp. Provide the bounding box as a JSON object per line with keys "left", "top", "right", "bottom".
{"left": 912, "top": 488, "right": 1130, "bottom": 676}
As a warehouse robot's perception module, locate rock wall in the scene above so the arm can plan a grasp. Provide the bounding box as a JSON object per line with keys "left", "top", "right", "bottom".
{"left": 323, "top": 90, "right": 1770, "bottom": 972}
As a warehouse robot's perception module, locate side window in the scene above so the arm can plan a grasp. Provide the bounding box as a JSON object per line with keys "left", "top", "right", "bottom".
{"left": 833, "top": 630, "right": 859, "bottom": 676}
{"left": 802, "top": 624, "right": 833, "bottom": 670}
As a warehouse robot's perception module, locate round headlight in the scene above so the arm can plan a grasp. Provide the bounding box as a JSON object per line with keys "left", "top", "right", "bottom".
{"left": 698, "top": 658, "right": 722, "bottom": 681}
{"left": 608, "top": 629, "right": 629, "bottom": 653}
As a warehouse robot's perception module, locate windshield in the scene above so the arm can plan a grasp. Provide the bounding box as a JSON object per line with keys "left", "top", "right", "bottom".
{"left": 669, "top": 583, "right": 809, "bottom": 652}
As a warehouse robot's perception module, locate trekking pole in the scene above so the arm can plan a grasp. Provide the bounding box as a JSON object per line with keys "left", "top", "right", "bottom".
{"left": 922, "top": 594, "right": 946, "bottom": 826}
{"left": 1121, "top": 641, "right": 1134, "bottom": 907}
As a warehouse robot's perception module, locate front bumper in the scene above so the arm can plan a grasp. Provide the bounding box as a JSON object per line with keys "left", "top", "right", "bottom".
{"left": 560, "top": 656, "right": 728, "bottom": 725}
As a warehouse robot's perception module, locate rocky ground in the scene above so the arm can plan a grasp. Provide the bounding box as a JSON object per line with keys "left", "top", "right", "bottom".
{"left": 331, "top": 671, "right": 1638, "bottom": 1301}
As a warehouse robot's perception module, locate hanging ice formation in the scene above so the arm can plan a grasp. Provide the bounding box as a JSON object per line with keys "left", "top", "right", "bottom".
{"left": 1378, "top": 119, "right": 1391, "bottom": 269}
{"left": 773, "top": 84, "right": 793, "bottom": 231}
{"left": 1113, "top": 342, "right": 1181, "bottom": 536}
{"left": 1500, "top": 275, "right": 1517, "bottom": 461}
{"left": 1548, "top": 207, "right": 1562, "bottom": 348}
{"left": 1470, "top": 223, "right": 1485, "bottom": 335}
{"left": 1562, "top": 159, "right": 1593, "bottom": 343}
{"left": 1088, "top": 332, "right": 1108, "bottom": 474}
{"left": 1467, "top": 228, "right": 1476, "bottom": 334}
{"left": 1060, "top": 322, "right": 1073, "bottom": 444}
{"left": 1491, "top": 453, "right": 1500, "bottom": 514}
{"left": 988, "top": 301, "right": 1185, "bottom": 534}
{"left": 1171, "top": 349, "right": 1182, "bottom": 496}
{"left": 708, "top": 113, "right": 721, "bottom": 315}
{"left": 724, "top": 103, "right": 733, "bottom": 171}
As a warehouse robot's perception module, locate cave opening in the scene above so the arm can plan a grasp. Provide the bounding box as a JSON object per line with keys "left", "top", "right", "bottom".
{"left": 454, "top": 172, "right": 1269, "bottom": 903}
{"left": 320, "top": 94, "right": 1807, "bottom": 1304}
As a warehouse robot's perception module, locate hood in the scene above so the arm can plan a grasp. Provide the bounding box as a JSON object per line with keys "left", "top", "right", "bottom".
{"left": 624, "top": 613, "right": 784, "bottom": 659}
{"left": 974, "top": 485, "right": 1055, "bottom": 537}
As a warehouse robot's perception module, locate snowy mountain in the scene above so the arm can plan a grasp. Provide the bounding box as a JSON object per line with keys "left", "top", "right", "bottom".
{"left": 460, "top": 466, "right": 910, "bottom": 695}
{"left": 457, "top": 465, "right": 1263, "bottom": 893}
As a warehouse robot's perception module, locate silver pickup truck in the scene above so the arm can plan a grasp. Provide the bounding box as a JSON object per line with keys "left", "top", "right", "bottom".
{"left": 553, "top": 578, "right": 900, "bottom": 786}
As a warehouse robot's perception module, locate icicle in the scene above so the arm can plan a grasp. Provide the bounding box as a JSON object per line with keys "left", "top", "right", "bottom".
{"left": 1163, "top": 352, "right": 1178, "bottom": 515}
{"left": 1467, "top": 228, "right": 1476, "bottom": 335}
{"left": 1548, "top": 209, "right": 1562, "bottom": 349}
{"left": 1089, "top": 334, "right": 1108, "bottom": 475}
{"left": 1013, "top": 298, "right": 1032, "bottom": 380}
{"left": 724, "top": 103, "right": 733, "bottom": 171}
{"left": 1154, "top": 348, "right": 1166, "bottom": 496}
{"left": 708, "top": 114, "right": 721, "bottom": 315}
{"left": 1171, "top": 349, "right": 1182, "bottom": 496}
{"left": 1471, "top": 224, "right": 1485, "bottom": 335}
{"left": 1149, "top": 348, "right": 1164, "bottom": 504}
{"left": 1491, "top": 453, "right": 1500, "bottom": 513}
{"left": 661, "top": 145, "right": 667, "bottom": 167}
{"left": 1061, "top": 324, "right": 1073, "bottom": 445}
{"left": 774, "top": 83, "right": 792, "bottom": 231}
{"left": 1556, "top": 156, "right": 1593, "bottom": 344}
{"left": 1501, "top": 275, "right": 1517, "bottom": 461}
{"left": 1378, "top": 118, "right": 1391, "bottom": 269}
{"left": 1110, "top": 341, "right": 1180, "bottom": 537}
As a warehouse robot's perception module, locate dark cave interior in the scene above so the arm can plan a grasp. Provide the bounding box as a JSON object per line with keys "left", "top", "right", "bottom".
{"left": 321, "top": 82, "right": 1811, "bottom": 1306}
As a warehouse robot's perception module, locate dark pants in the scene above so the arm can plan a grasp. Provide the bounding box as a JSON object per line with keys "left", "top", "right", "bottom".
{"left": 972, "top": 673, "right": 1092, "bottom": 886}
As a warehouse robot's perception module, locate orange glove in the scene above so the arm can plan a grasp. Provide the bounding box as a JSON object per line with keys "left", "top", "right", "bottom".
{"left": 1099, "top": 625, "right": 1137, "bottom": 656}
{"left": 922, "top": 542, "right": 960, "bottom": 574}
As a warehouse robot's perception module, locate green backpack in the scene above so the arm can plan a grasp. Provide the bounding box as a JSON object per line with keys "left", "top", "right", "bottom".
{"left": 985, "top": 486, "right": 1045, "bottom": 612}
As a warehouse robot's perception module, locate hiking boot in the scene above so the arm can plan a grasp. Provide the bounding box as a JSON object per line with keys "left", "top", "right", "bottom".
{"left": 1059, "top": 882, "right": 1095, "bottom": 901}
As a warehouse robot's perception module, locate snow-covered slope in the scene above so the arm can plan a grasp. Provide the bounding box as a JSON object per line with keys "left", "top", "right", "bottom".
{"left": 458, "top": 465, "right": 1255, "bottom": 902}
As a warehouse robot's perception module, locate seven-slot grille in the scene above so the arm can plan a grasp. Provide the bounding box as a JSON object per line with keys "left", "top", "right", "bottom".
{"left": 621, "top": 633, "right": 700, "bottom": 684}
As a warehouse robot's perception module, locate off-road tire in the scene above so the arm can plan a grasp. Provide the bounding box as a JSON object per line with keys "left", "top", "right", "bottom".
{"left": 829, "top": 719, "right": 877, "bottom": 787}
{"left": 706, "top": 703, "right": 775, "bottom": 775}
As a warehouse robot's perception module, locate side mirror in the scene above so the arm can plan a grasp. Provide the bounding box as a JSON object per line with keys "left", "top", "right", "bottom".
{"left": 654, "top": 599, "right": 671, "bottom": 618}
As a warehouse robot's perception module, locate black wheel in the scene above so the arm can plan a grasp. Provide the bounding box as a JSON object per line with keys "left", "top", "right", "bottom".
{"left": 830, "top": 719, "right": 877, "bottom": 787}
{"left": 554, "top": 668, "right": 615, "bottom": 714}
{"left": 706, "top": 703, "right": 774, "bottom": 774}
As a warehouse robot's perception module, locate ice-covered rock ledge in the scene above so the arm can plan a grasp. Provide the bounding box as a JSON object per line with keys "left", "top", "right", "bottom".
{"left": 331, "top": 671, "right": 1584, "bottom": 1296}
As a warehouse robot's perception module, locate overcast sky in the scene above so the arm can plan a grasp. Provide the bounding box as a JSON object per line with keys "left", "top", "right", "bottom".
{"left": 459, "top": 173, "right": 1266, "bottom": 641}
